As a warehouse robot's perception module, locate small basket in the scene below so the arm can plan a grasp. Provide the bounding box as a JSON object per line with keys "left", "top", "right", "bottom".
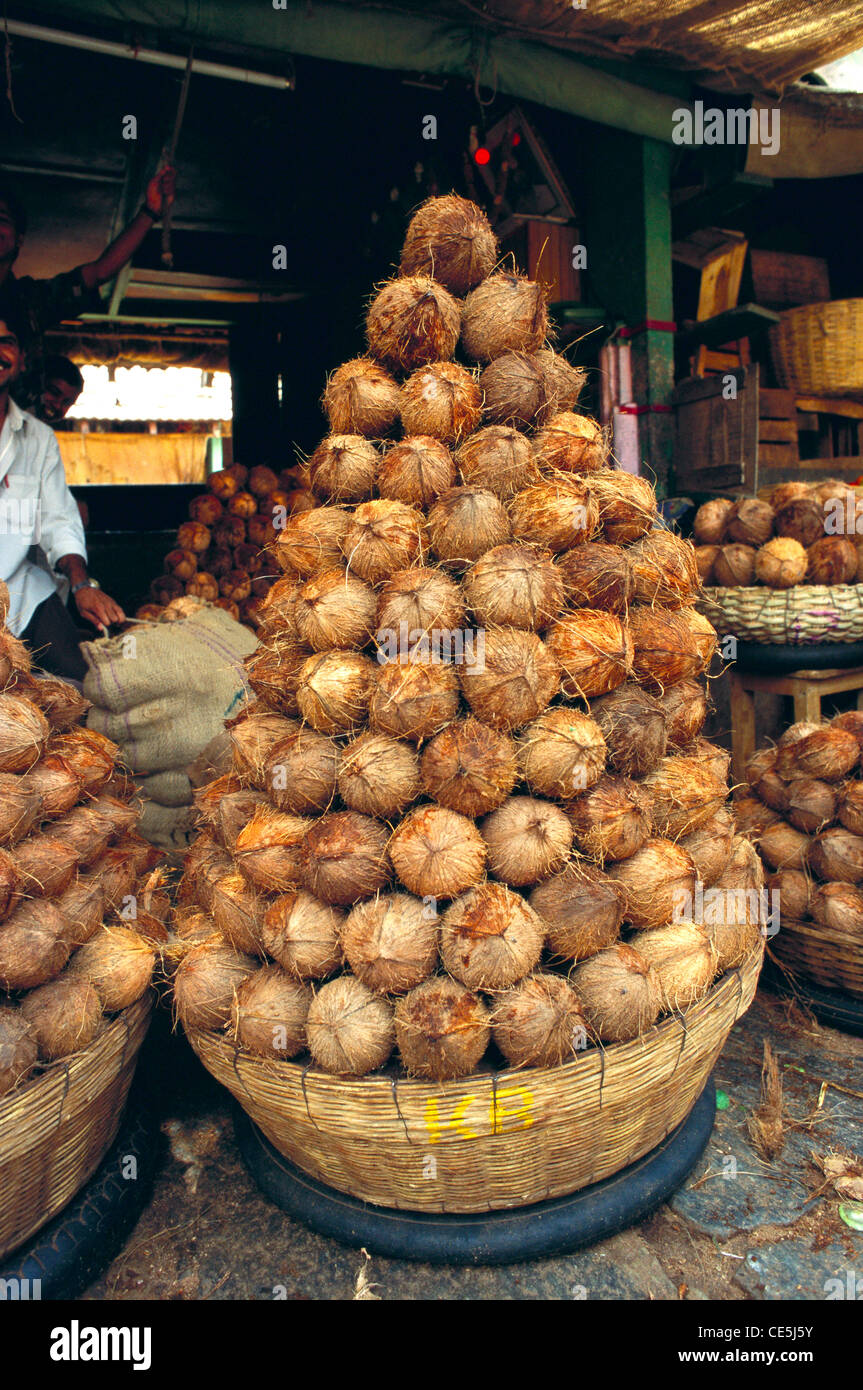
{"left": 769, "top": 299, "right": 863, "bottom": 397}
{"left": 699, "top": 583, "right": 863, "bottom": 645}
{"left": 187, "top": 946, "right": 762, "bottom": 1215}
{"left": 770, "top": 917, "right": 863, "bottom": 1001}
{"left": 0, "top": 995, "right": 152, "bottom": 1259}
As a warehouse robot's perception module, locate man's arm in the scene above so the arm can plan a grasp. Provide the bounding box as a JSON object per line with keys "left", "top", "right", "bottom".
{"left": 78, "top": 167, "right": 176, "bottom": 292}
{"left": 38, "top": 433, "right": 125, "bottom": 632}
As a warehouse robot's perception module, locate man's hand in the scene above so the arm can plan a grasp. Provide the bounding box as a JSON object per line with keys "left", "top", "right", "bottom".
{"left": 75, "top": 587, "right": 126, "bottom": 633}
{"left": 145, "top": 167, "right": 177, "bottom": 219}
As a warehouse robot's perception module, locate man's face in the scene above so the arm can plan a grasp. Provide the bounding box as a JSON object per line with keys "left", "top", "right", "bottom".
{"left": 40, "top": 377, "right": 81, "bottom": 423}
{"left": 0, "top": 322, "right": 22, "bottom": 391}
{"left": 0, "top": 202, "right": 21, "bottom": 265}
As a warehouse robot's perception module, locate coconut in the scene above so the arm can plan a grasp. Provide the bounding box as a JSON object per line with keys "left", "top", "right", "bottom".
{"left": 694, "top": 545, "right": 719, "bottom": 583}
{"left": 479, "top": 351, "right": 559, "bottom": 428}
{"left": 509, "top": 478, "right": 599, "bottom": 552}
{"left": 640, "top": 757, "right": 727, "bottom": 838}
{"left": 378, "top": 436, "right": 455, "bottom": 508}
{"left": 546, "top": 611, "right": 632, "bottom": 699}
{"left": 734, "top": 792, "right": 781, "bottom": 838}
{"left": 20, "top": 976, "right": 102, "bottom": 1061}
{"left": 198, "top": 781, "right": 261, "bottom": 844}
{"left": 164, "top": 548, "right": 198, "bottom": 583}
{"left": 831, "top": 710, "right": 863, "bottom": 758}
{"left": 264, "top": 728, "right": 339, "bottom": 815}
{"left": 463, "top": 544, "right": 564, "bottom": 632}
{"left": 532, "top": 411, "right": 606, "bottom": 474}
{"left": 534, "top": 349, "right": 585, "bottom": 413}
{"left": 230, "top": 966, "right": 311, "bottom": 1059}
{"left": 838, "top": 781, "right": 863, "bottom": 835}
{"left": 230, "top": 712, "right": 299, "bottom": 788}
{"left": 308, "top": 435, "right": 379, "bottom": 504}
{"left": 571, "top": 942, "right": 660, "bottom": 1042}
{"left": 341, "top": 892, "right": 439, "bottom": 994}
{"left": 556, "top": 542, "right": 634, "bottom": 614}
{"left": 427, "top": 486, "right": 511, "bottom": 571}
{"left": 50, "top": 803, "right": 114, "bottom": 865}
{"left": 341, "top": 499, "right": 425, "bottom": 583}
{"left": 0, "top": 846, "right": 20, "bottom": 920}
{"left": 769, "top": 481, "right": 810, "bottom": 511}
{"left": 66, "top": 926, "right": 154, "bottom": 1011}
{"left": 0, "top": 773, "right": 42, "bottom": 843}
{"left": 774, "top": 726, "right": 858, "bottom": 782}
{"left": 400, "top": 194, "right": 497, "bottom": 293}
{"left": 0, "top": 628, "right": 32, "bottom": 687}
{"left": 376, "top": 565, "right": 465, "bottom": 644}
{"left": 441, "top": 881, "right": 545, "bottom": 989}
{"left": 687, "top": 738, "right": 731, "bottom": 788}
{"left": 659, "top": 679, "right": 707, "bottom": 747}
{"left": 785, "top": 778, "right": 838, "bottom": 834}
{"left": 628, "top": 606, "right": 701, "bottom": 691}
{"left": 297, "top": 650, "right": 375, "bottom": 734}
{"left": 233, "top": 807, "right": 309, "bottom": 895}
{"left": 725, "top": 498, "right": 776, "bottom": 548}
{"left": 589, "top": 685, "right": 667, "bottom": 778}
{"left": 566, "top": 775, "right": 650, "bottom": 864}
{"left": 703, "top": 837, "right": 764, "bottom": 971}
{"left": 678, "top": 806, "right": 735, "bottom": 887}
{"left": 150, "top": 574, "right": 184, "bottom": 606}
{"left": 807, "top": 827, "right": 863, "bottom": 883}
{"left": 180, "top": 833, "right": 232, "bottom": 911}
{"left": 260, "top": 576, "right": 301, "bottom": 636}
{"left": 275, "top": 506, "right": 350, "bottom": 578}
{"left": 629, "top": 531, "right": 699, "bottom": 609}
{"left": 337, "top": 732, "right": 420, "bottom": 818}
{"left": 202, "top": 546, "right": 233, "bottom": 579}
{"left": 420, "top": 718, "right": 518, "bottom": 816}
{"left": 212, "top": 515, "right": 246, "bottom": 549}
{"left": 399, "top": 362, "right": 483, "bottom": 444}
{"left": 461, "top": 271, "right": 548, "bottom": 362}
{"left": 806, "top": 536, "right": 857, "bottom": 586}
{"left": 27, "top": 678, "right": 91, "bottom": 731}
{"left": 369, "top": 660, "right": 459, "bottom": 742}
{"left": 491, "top": 973, "right": 587, "bottom": 1068}
{"left": 754, "top": 764, "right": 789, "bottom": 813}
{"left": 480, "top": 795, "right": 572, "bottom": 886}
{"left": 607, "top": 838, "right": 697, "bottom": 928}
{"left": 92, "top": 840, "right": 149, "bottom": 909}
{"left": 455, "top": 426, "right": 536, "bottom": 498}
{"left": 389, "top": 804, "right": 486, "bottom": 898}
{"left": 394, "top": 976, "right": 490, "bottom": 1080}
{"left": 460, "top": 627, "right": 559, "bottom": 731}
{"left": 261, "top": 891, "right": 344, "bottom": 979}
{"left": 0, "top": 899, "right": 70, "bottom": 989}
{"left": 758, "top": 821, "right": 810, "bottom": 871}
{"left": 227, "top": 491, "right": 259, "bottom": 520}
{"left": 634, "top": 921, "right": 716, "bottom": 1012}
{"left": 211, "top": 872, "right": 266, "bottom": 955}
{"left": 812, "top": 477, "right": 856, "bottom": 510}
{"left": 590, "top": 471, "right": 657, "bottom": 545}
{"left": 775, "top": 497, "right": 824, "bottom": 549}
{"left": 711, "top": 543, "right": 756, "bottom": 588}
{"left": 530, "top": 858, "right": 624, "bottom": 963}
{"left": 14, "top": 832, "right": 79, "bottom": 897}
{"left": 174, "top": 941, "right": 258, "bottom": 1031}
{"left": 766, "top": 868, "right": 811, "bottom": 921}
{"left": 208, "top": 469, "right": 238, "bottom": 501}
{"left": 0, "top": 694, "right": 49, "bottom": 772}
{"left": 517, "top": 708, "right": 606, "bottom": 800}
{"left": 293, "top": 569, "right": 376, "bottom": 652}
{"left": 778, "top": 720, "right": 821, "bottom": 747}
{"left": 322, "top": 358, "right": 400, "bottom": 437}
{"left": 693, "top": 498, "right": 734, "bottom": 545}
{"left": 185, "top": 572, "right": 220, "bottom": 602}
{"left": 811, "top": 880, "right": 863, "bottom": 934}
{"left": 755, "top": 537, "right": 807, "bottom": 589}
{"left": 307, "top": 976, "right": 394, "bottom": 1076}
{"left": 0, "top": 1007, "right": 37, "bottom": 1097}
{"left": 176, "top": 520, "right": 211, "bottom": 554}
{"left": 299, "top": 812, "right": 390, "bottom": 906}
{"left": 367, "top": 274, "right": 460, "bottom": 372}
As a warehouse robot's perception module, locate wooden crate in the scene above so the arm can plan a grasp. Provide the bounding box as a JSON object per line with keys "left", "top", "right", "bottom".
{"left": 672, "top": 367, "right": 758, "bottom": 494}
{"left": 502, "top": 222, "right": 580, "bottom": 303}
{"left": 749, "top": 250, "right": 830, "bottom": 309}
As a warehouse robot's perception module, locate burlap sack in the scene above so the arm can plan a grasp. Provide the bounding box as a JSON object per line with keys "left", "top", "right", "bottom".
{"left": 138, "top": 769, "right": 193, "bottom": 808}
{"left": 137, "top": 800, "right": 199, "bottom": 855}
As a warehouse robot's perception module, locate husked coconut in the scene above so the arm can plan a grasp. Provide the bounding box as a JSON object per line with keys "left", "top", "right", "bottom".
{"left": 400, "top": 362, "right": 483, "bottom": 443}
{"left": 628, "top": 531, "right": 699, "bottom": 609}
{"left": 831, "top": 710, "right": 863, "bottom": 758}
{"left": 607, "top": 838, "right": 697, "bottom": 929}
{"left": 297, "top": 650, "right": 376, "bottom": 734}
{"left": 0, "top": 694, "right": 49, "bottom": 772}
{"left": 0, "top": 1007, "right": 37, "bottom": 1097}
{"left": 769, "top": 481, "right": 810, "bottom": 511}
{"left": 758, "top": 821, "right": 810, "bottom": 871}
{"left": 399, "top": 194, "right": 498, "bottom": 293}
{"left": 755, "top": 537, "right": 807, "bottom": 589}
{"left": 261, "top": 891, "right": 344, "bottom": 979}
{"left": 461, "top": 270, "right": 548, "bottom": 362}
{"left": 659, "top": 679, "right": 707, "bottom": 747}
{"left": 591, "top": 471, "right": 657, "bottom": 545}
{"left": 322, "top": 358, "right": 400, "bottom": 437}
{"left": 532, "top": 411, "right": 606, "bottom": 473}
{"left": 546, "top": 611, "right": 632, "bottom": 699}
{"left": 233, "top": 806, "right": 309, "bottom": 895}
{"left": 479, "top": 351, "right": 559, "bottom": 428}
{"left": 628, "top": 606, "right": 701, "bottom": 691}
{"left": 480, "top": 795, "right": 573, "bottom": 886}
{"left": 299, "top": 812, "right": 390, "bottom": 906}
{"left": 68, "top": 926, "right": 155, "bottom": 1012}
{"left": 775, "top": 497, "right": 824, "bottom": 549}
{"left": 639, "top": 756, "right": 727, "bottom": 838}
{"left": 341, "top": 500, "right": 425, "bottom": 583}
{"left": 492, "top": 973, "right": 587, "bottom": 1068}
{"left": 57, "top": 875, "right": 106, "bottom": 947}
{"left": 389, "top": 804, "right": 486, "bottom": 898}
{"left": 463, "top": 544, "right": 563, "bottom": 631}
{"left": 0, "top": 773, "right": 42, "bottom": 844}
{"left": 589, "top": 685, "right": 667, "bottom": 778}
{"left": 806, "top": 536, "right": 857, "bottom": 586}
{"left": 634, "top": 921, "right": 717, "bottom": 1012}
{"left": 774, "top": 726, "right": 858, "bottom": 783}
{"left": 679, "top": 807, "right": 735, "bottom": 886}
{"left": 765, "top": 868, "right": 811, "bottom": 920}
{"left": 211, "top": 872, "right": 266, "bottom": 955}
{"left": 427, "top": 486, "right": 511, "bottom": 571}
{"left": 341, "top": 892, "right": 438, "bottom": 994}
{"left": 566, "top": 775, "right": 650, "bottom": 863}
{"left": 679, "top": 608, "right": 718, "bottom": 672}
{"left": 243, "top": 638, "right": 305, "bottom": 716}
{"left": 21, "top": 753, "right": 82, "bottom": 817}
{"left": 711, "top": 544, "right": 756, "bottom": 588}
{"left": 807, "top": 827, "right": 863, "bottom": 883}
{"left": 14, "top": 832, "right": 79, "bottom": 897}
{"left": 702, "top": 836, "right": 764, "bottom": 971}
{"left": 308, "top": 435, "right": 380, "bottom": 504}
{"left": 232, "top": 713, "right": 300, "bottom": 789}
{"left": 695, "top": 545, "right": 719, "bottom": 583}
{"left": 509, "top": 479, "right": 598, "bottom": 552}
{"left": 571, "top": 942, "right": 660, "bottom": 1042}
{"left": 274, "top": 505, "right": 350, "bottom": 578}
{"left": 376, "top": 566, "right": 465, "bottom": 642}
{"left": 420, "top": 718, "right": 518, "bottom": 816}
{"left": 785, "top": 778, "right": 838, "bottom": 834}
{"left": 27, "top": 678, "right": 90, "bottom": 732}
{"left": 556, "top": 543, "right": 633, "bottom": 613}
{"left": 838, "top": 781, "right": 863, "bottom": 835}
{"left": 811, "top": 881, "right": 863, "bottom": 934}
{"left": 378, "top": 436, "right": 455, "bottom": 508}
{"left": 337, "top": 732, "right": 421, "bottom": 819}
{"left": 366, "top": 274, "right": 460, "bottom": 372}
{"left": 395, "top": 976, "right": 490, "bottom": 1080}
{"left": 231, "top": 966, "right": 311, "bottom": 1058}
{"left": 20, "top": 976, "right": 102, "bottom": 1060}
{"left": 516, "top": 708, "right": 606, "bottom": 800}
{"left": 725, "top": 498, "right": 775, "bottom": 547}
{"left": 264, "top": 728, "right": 338, "bottom": 815}
{"left": 441, "top": 881, "right": 545, "bottom": 989}
{"left": 530, "top": 858, "right": 624, "bottom": 962}
{"left": 455, "top": 426, "right": 536, "bottom": 498}
{"left": 293, "top": 569, "right": 376, "bottom": 651}
{"left": 0, "top": 899, "right": 70, "bottom": 989}
{"left": 306, "top": 976, "right": 394, "bottom": 1076}
{"left": 459, "top": 627, "right": 560, "bottom": 730}
{"left": 369, "top": 660, "right": 459, "bottom": 741}
{"left": 693, "top": 498, "right": 734, "bottom": 545}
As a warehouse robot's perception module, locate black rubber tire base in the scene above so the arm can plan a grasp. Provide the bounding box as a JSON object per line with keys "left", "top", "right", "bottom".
{"left": 0, "top": 1083, "right": 160, "bottom": 1299}
{"left": 760, "top": 962, "right": 863, "bottom": 1037}
{"left": 734, "top": 639, "right": 863, "bottom": 674}
{"left": 234, "top": 1078, "right": 716, "bottom": 1266}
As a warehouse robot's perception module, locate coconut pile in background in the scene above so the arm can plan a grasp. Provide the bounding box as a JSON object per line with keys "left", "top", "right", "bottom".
{"left": 171, "top": 195, "right": 764, "bottom": 1082}
{"left": 694, "top": 478, "right": 863, "bottom": 590}
{"left": 0, "top": 579, "right": 161, "bottom": 1098}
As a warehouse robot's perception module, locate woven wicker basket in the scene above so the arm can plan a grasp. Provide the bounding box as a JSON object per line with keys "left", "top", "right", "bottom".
{"left": 699, "top": 583, "right": 863, "bottom": 645}
{"left": 0, "top": 995, "right": 152, "bottom": 1260}
{"left": 188, "top": 946, "right": 762, "bottom": 1214}
{"left": 769, "top": 299, "right": 863, "bottom": 397}
{"left": 770, "top": 918, "right": 863, "bottom": 1001}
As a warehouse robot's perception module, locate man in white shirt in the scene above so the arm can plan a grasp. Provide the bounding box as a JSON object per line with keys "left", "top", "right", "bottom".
{"left": 0, "top": 312, "right": 124, "bottom": 679}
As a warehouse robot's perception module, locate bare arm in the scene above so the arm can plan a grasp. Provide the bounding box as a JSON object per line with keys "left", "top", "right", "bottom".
{"left": 79, "top": 167, "right": 176, "bottom": 291}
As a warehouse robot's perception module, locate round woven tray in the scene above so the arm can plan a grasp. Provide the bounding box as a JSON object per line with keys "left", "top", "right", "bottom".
{"left": 770, "top": 917, "right": 863, "bottom": 1001}
{"left": 0, "top": 994, "right": 152, "bottom": 1260}
{"left": 188, "top": 945, "right": 763, "bottom": 1214}
{"left": 768, "top": 299, "right": 863, "bottom": 398}
{"left": 699, "top": 583, "right": 863, "bottom": 646}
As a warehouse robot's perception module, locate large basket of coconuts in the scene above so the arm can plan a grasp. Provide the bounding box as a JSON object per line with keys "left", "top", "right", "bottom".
{"left": 0, "top": 581, "right": 159, "bottom": 1258}
{"left": 172, "top": 195, "right": 765, "bottom": 1214}
{"left": 695, "top": 482, "right": 863, "bottom": 645}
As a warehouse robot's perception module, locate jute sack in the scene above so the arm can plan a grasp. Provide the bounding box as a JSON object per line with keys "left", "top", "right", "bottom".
{"left": 137, "top": 800, "right": 199, "bottom": 855}
{"left": 138, "top": 769, "right": 193, "bottom": 809}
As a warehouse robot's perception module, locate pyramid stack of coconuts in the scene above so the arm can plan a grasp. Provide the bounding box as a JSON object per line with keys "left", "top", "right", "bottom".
{"left": 172, "top": 195, "right": 763, "bottom": 1083}
{"left": 0, "top": 580, "right": 160, "bottom": 1099}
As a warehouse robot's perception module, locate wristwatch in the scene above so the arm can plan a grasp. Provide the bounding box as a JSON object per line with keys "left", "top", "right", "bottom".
{"left": 71, "top": 580, "right": 93, "bottom": 595}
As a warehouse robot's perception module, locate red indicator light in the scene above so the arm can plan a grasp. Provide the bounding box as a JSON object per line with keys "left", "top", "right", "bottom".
{"left": 474, "top": 146, "right": 491, "bottom": 165}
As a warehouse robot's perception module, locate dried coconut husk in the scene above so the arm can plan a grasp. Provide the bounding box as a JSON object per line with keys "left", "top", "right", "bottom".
{"left": 341, "top": 892, "right": 438, "bottom": 994}
{"left": 262, "top": 890, "right": 344, "bottom": 979}
{"left": 491, "top": 973, "right": 586, "bottom": 1068}
{"left": 758, "top": 821, "right": 810, "bottom": 871}
{"left": 0, "top": 899, "right": 70, "bottom": 989}
{"left": 734, "top": 792, "right": 781, "bottom": 838}
{"left": 680, "top": 608, "right": 718, "bottom": 673}
{"left": 367, "top": 274, "right": 460, "bottom": 372}
{"left": 297, "top": 650, "right": 375, "bottom": 735}
{"left": 589, "top": 685, "right": 667, "bottom": 778}
{"left": 607, "top": 837, "right": 697, "bottom": 928}
{"left": 754, "top": 765, "right": 789, "bottom": 814}
{"left": 177, "top": 520, "right": 211, "bottom": 554}
{"left": 0, "top": 846, "right": 20, "bottom": 920}
{"left": 244, "top": 640, "right": 305, "bottom": 716}
{"left": 640, "top": 756, "right": 727, "bottom": 838}
{"left": 703, "top": 836, "right": 763, "bottom": 971}
{"left": 378, "top": 436, "right": 455, "bottom": 508}
{"left": 571, "top": 942, "right": 660, "bottom": 1042}
{"left": 180, "top": 832, "right": 232, "bottom": 910}
{"left": 212, "top": 515, "right": 246, "bottom": 549}
{"left": 50, "top": 804, "right": 113, "bottom": 866}
{"left": 725, "top": 498, "right": 775, "bottom": 548}
{"left": 427, "top": 486, "right": 511, "bottom": 571}
{"left": 376, "top": 566, "right": 465, "bottom": 642}
{"left": 532, "top": 410, "right": 606, "bottom": 474}
{"left": 395, "top": 976, "right": 489, "bottom": 1080}
{"left": 275, "top": 506, "right": 350, "bottom": 578}
{"left": 294, "top": 568, "right": 376, "bottom": 651}
{"left": 517, "top": 708, "right": 606, "bottom": 800}
{"left": 300, "top": 811, "right": 390, "bottom": 906}
{"left": 806, "top": 536, "right": 857, "bottom": 586}
{"left": 693, "top": 498, "right": 734, "bottom": 545}
{"left": 765, "top": 867, "right": 811, "bottom": 920}
{"left": 389, "top": 804, "right": 485, "bottom": 898}
{"left": 260, "top": 576, "right": 302, "bottom": 635}
{"left": 461, "top": 270, "right": 548, "bottom": 362}
{"left": 164, "top": 548, "right": 198, "bottom": 583}
{"left": 807, "top": 826, "right": 863, "bottom": 883}
{"left": 233, "top": 807, "right": 309, "bottom": 895}
{"left": 463, "top": 544, "right": 563, "bottom": 632}
{"left": 509, "top": 478, "right": 598, "bottom": 552}
{"left": 838, "top": 781, "right": 863, "bottom": 835}
{"left": 420, "top": 718, "right": 518, "bottom": 816}
{"left": 27, "top": 677, "right": 90, "bottom": 731}
{"left": 307, "top": 976, "right": 394, "bottom": 1076}
{"left": 441, "top": 881, "right": 544, "bottom": 989}
{"left": 0, "top": 1007, "right": 37, "bottom": 1097}
{"left": 337, "top": 732, "right": 420, "bottom": 819}
{"left": 20, "top": 976, "right": 102, "bottom": 1061}
{"left": 530, "top": 858, "right": 624, "bottom": 962}
{"left": 480, "top": 795, "right": 572, "bottom": 887}
{"left": 774, "top": 726, "right": 858, "bottom": 782}
{"left": 14, "top": 832, "right": 79, "bottom": 897}
{"left": 0, "top": 694, "right": 49, "bottom": 772}
{"left": 459, "top": 627, "right": 560, "bottom": 731}
{"left": 308, "top": 435, "right": 379, "bottom": 503}
{"left": 399, "top": 361, "right": 483, "bottom": 444}
{"left": 778, "top": 720, "right": 821, "bottom": 747}
{"left": 322, "top": 358, "right": 400, "bottom": 437}
{"left": 566, "top": 775, "right": 650, "bottom": 864}
{"left": 755, "top": 537, "right": 807, "bottom": 588}
{"left": 556, "top": 542, "right": 633, "bottom": 613}
{"left": 0, "top": 773, "right": 42, "bottom": 843}
{"left": 629, "top": 530, "right": 699, "bottom": 609}
{"left": 211, "top": 872, "right": 266, "bottom": 955}
{"left": 67, "top": 926, "right": 154, "bottom": 1012}
{"left": 0, "top": 628, "right": 32, "bottom": 688}
{"left": 831, "top": 710, "right": 863, "bottom": 758}
{"left": 479, "top": 351, "right": 562, "bottom": 428}
{"left": 341, "top": 499, "right": 425, "bottom": 583}
{"left": 769, "top": 481, "right": 810, "bottom": 511}
{"left": 659, "top": 679, "right": 707, "bottom": 747}
{"left": 231, "top": 966, "right": 311, "bottom": 1059}
{"left": 186, "top": 573, "right": 220, "bottom": 602}
{"left": 679, "top": 807, "right": 735, "bottom": 887}
{"left": 711, "top": 543, "right": 756, "bottom": 587}
{"left": 591, "top": 471, "right": 657, "bottom": 545}
{"left": 248, "top": 465, "right": 279, "bottom": 498}
{"left": 189, "top": 493, "right": 223, "bottom": 526}
{"left": 634, "top": 921, "right": 716, "bottom": 1012}
{"left": 52, "top": 728, "right": 118, "bottom": 793}
{"left": 811, "top": 880, "right": 863, "bottom": 933}
{"left": 400, "top": 194, "right": 497, "bottom": 293}
{"left": 219, "top": 570, "right": 252, "bottom": 604}
{"left": 628, "top": 606, "right": 701, "bottom": 692}
{"left": 695, "top": 545, "right": 719, "bottom": 583}
{"left": 775, "top": 497, "right": 824, "bottom": 549}
{"left": 547, "top": 610, "right": 632, "bottom": 699}
{"left": 227, "top": 491, "right": 259, "bottom": 521}
{"left": 264, "top": 728, "right": 338, "bottom": 815}
{"left": 785, "top": 778, "right": 837, "bottom": 834}
{"left": 455, "top": 426, "right": 535, "bottom": 498}
{"left": 230, "top": 712, "right": 299, "bottom": 788}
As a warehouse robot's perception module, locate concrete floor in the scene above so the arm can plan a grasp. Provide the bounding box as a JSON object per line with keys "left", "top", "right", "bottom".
{"left": 82, "top": 987, "right": 863, "bottom": 1302}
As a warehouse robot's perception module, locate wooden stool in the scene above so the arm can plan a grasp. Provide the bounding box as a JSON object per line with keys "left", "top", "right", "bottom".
{"left": 729, "top": 665, "right": 863, "bottom": 782}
